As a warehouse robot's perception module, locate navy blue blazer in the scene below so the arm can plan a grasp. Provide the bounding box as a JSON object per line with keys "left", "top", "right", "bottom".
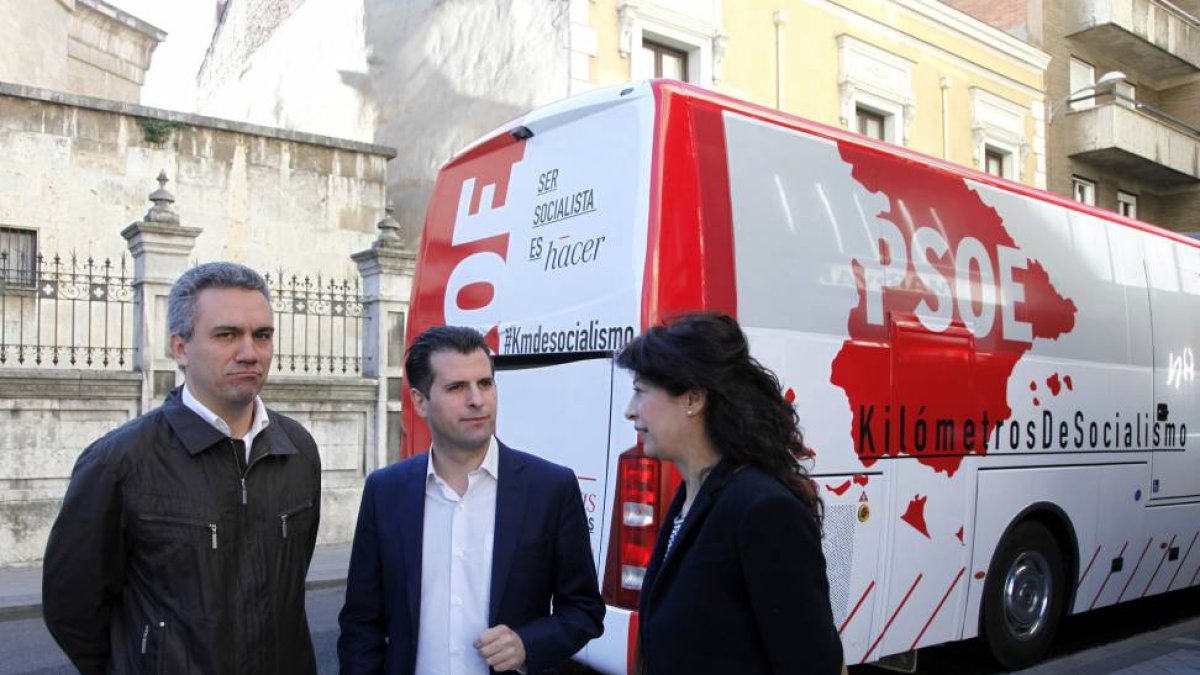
{"left": 637, "top": 460, "right": 843, "bottom": 675}
{"left": 337, "top": 442, "right": 604, "bottom": 675}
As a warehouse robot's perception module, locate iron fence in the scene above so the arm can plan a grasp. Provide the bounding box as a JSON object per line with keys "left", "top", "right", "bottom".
{"left": 264, "top": 271, "right": 364, "bottom": 375}
{"left": 0, "top": 252, "right": 134, "bottom": 369}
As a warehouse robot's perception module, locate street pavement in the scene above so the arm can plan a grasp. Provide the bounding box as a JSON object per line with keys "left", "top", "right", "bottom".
{"left": 3, "top": 543, "right": 1199, "bottom": 674}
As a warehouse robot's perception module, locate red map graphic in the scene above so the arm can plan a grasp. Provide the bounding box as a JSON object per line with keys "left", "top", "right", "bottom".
{"left": 901, "top": 495, "right": 930, "bottom": 538}
{"left": 826, "top": 480, "right": 852, "bottom": 496}
{"left": 830, "top": 146, "right": 1078, "bottom": 476}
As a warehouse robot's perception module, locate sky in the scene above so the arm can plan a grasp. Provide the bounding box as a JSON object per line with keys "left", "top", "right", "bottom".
{"left": 106, "top": 0, "right": 216, "bottom": 112}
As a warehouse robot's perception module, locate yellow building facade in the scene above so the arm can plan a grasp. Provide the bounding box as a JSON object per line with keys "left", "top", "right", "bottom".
{"left": 568, "top": 0, "right": 1050, "bottom": 187}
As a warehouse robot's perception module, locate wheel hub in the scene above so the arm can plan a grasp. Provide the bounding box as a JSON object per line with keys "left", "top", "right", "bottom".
{"left": 1003, "top": 550, "right": 1051, "bottom": 641}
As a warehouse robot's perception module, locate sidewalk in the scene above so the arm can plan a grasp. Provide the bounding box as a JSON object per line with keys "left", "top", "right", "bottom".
{"left": 0, "top": 542, "right": 352, "bottom": 622}
{"left": 1019, "top": 616, "right": 1200, "bottom": 675}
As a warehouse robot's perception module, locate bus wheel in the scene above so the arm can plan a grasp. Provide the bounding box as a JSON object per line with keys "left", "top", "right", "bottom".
{"left": 981, "top": 520, "right": 1066, "bottom": 670}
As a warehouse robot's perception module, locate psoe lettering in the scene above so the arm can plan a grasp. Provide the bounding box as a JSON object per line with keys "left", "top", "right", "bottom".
{"left": 859, "top": 214, "right": 1033, "bottom": 343}
{"left": 544, "top": 235, "right": 605, "bottom": 271}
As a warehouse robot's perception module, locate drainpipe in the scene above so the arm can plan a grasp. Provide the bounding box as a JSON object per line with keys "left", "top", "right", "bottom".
{"left": 774, "top": 10, "right": 788, "bottom": 109}
{"left": 940, "top": 76, "right": 952, "bottom": 159}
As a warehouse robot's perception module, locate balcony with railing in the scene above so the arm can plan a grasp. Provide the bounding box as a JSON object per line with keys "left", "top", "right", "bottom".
{"left": 1068, "top": 0, "right": 1200, "bottom": 79}
{"left": 1065, "top": 93, "right": 1200, "bottom": 186}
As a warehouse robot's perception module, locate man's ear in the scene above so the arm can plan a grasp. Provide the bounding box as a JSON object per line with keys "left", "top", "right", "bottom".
{"left": 410, "top": 387, "right": 429, "bottom": 419}
{"left": 169, "top": 335, "right": 188, "bottom": 368}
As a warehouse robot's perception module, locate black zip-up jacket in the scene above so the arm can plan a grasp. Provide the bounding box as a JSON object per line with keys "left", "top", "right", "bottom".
{"left": 43, "top": 387, "right": 322, "bottom": 675}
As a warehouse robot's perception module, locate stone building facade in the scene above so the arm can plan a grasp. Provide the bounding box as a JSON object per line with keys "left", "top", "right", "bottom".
{"left": 0, "top": 1, "right": 409, "bottom": 565}
{"left": 0, "top": 0, "right": 164, "bottom": 104}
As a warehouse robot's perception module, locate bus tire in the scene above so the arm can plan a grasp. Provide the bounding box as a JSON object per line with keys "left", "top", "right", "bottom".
{"left": 981, "top": 520, "right": 1066, "bottom": 670}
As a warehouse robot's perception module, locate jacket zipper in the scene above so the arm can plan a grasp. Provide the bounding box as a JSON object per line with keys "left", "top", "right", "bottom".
{"left": 138, "top": 514, "right": 218, "bottom": 550}
{"left": 141, "top": 621, "right": 166, "bottom": 655}
{"left": 279, "top": 500, "right": 313, "bottom": 539}
{"left": 234, "top": 437, "right": 270, "bottom": 506}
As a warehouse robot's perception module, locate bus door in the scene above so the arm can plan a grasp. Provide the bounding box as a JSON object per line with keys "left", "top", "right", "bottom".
{"left": 493, "top": 354, "right": 617, "bottom": 572}
{"left": 1146, "top": 238, "right": 1200, "bottom": 502}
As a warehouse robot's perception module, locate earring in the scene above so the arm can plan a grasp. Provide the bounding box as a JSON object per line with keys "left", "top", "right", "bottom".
{"left": 686, "top": 409, "right": 694, "bottom": 417}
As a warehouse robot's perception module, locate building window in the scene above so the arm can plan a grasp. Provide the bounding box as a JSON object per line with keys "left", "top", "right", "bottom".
{"left": 619, "top": 2, "right": 721, "bottom": 86}
{"left": 639, "top": 40, "right": 689, "bottom": 81}
{"left": 970, "top": 88, "right": 1026, "bottom": 183}
{"left": 1069, "top": 57, "right": 1095, "bottom": 111}
{"left": 1118, "top": 191, "right": 1138, "bottom": 219}
{"left": 856, "top": 106, "right": 887, "bottom": 140}
{"left": 0, "top": 226, "right": 37, "bottom": 287}
{"left": 1072, "top": 176, "right": 1096, "bottom": 206}
{"left": 837, "top": 36, "right": 914, "bottom": 146}
{"left": 984, "top": 147, "right": 1009, "bottom": 178}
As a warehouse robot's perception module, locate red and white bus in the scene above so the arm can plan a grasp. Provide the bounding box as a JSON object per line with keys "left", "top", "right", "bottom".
{"left": 401, "top": 80, "right": 1200, "bottom": 672}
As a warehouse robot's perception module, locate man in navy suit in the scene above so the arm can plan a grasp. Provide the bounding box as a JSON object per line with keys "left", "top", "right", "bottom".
{"left": 338, "top": 325, "right": 604, "bottom": 674}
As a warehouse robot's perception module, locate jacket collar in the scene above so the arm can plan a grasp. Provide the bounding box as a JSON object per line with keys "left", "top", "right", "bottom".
{"left": 162, "top": 387, "right": 298, "bottom": 457}
{"left": 642, "top": 457, "right": 741, "bottom": 605}
{"left": 397, "top": 441, "right": 528, "bottom": 632}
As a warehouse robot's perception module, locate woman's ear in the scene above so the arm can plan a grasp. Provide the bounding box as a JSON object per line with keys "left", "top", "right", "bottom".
{"left": 687, "top": 389, "right": 708, "bottom": 415}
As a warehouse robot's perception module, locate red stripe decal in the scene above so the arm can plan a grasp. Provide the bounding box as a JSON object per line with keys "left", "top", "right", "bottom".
{"left": 838, "top": 581, "right": 876, "bottom": 634}
{"left": 1077, "top": 544, "right": 1102, "bottom": 590}
{"left": 1168, "top": 531, "right": 1199, "bottom": 591}
{"left": 909, "top": 567, "right": 966, "bottom": 650}
{"left": 627, "top": 610, "right": 639, "bottom": 675}
{"left": 1090, "top": 541, "right": 1129, "bottom": 610}
{"left": 644, "top": 85, "right": 737, "bottom": 327}
{"left": 1117, "top": 538, "right": 1154, "bottom": 603}
{"left": 1142, "top": 534, "right": 1177, "bottom": 598}
{"left": 861, "top": 574, "right": 923, "bottom": 664}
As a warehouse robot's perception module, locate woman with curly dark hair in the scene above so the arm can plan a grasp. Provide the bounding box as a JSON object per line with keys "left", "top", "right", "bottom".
{"left": 619, "top": 312, "right": 843, "bottom": 675}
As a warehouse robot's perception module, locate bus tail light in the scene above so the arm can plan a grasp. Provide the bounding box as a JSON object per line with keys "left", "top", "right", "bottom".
{"left": 602, "top": 444, "right": 678, "bottom": 609}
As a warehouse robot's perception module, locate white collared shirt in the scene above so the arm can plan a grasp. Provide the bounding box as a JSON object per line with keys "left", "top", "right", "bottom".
{"left": 181, "top": 385, "right": 270, "bottom": 465}
{"left": 415, "top": 437, "right": 499, "bottom": 675}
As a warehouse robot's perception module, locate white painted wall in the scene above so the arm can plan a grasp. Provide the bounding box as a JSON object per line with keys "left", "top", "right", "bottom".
{"left": 197, "top": 0, "right": 572, "bottom": 242}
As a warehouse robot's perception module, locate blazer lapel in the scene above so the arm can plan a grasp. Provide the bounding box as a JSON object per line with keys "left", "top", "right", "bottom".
{"left": 400, "top": 453, "right": 429, "bottom": 633}
{"left": 644, "top": 459, "right": 738, "bottom": 604}
{"left": 489, "top": 443, "right": 527, "bottom": 625}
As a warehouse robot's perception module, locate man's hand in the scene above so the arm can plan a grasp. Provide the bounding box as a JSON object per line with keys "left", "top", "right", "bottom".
{"left": 474, "top": 624, "right": 526, "bottom": 672}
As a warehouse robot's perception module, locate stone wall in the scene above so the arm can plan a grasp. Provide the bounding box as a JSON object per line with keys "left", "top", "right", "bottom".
{"left": 0, "top": 370, "right": 381, "bottom": 566}
{"left": 0, "top": 81, "right": 395, "bottom": 280}
{"left": 0, "top": 369, "right": 141, "bottom": 565}
{"left": 0, "top": 79, "right": 404, "bottom": 567}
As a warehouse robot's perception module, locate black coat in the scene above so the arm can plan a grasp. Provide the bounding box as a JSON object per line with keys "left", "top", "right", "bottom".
{"left": 43, "top": 388, "right": 322, "bottom": 675}
{"left": 637, "top": 460, "right": 843, "bottom": 675}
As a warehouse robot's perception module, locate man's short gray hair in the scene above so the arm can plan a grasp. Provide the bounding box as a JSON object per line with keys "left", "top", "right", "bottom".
{"left": 168, "top": 262, "right": 271, "bottom": 340}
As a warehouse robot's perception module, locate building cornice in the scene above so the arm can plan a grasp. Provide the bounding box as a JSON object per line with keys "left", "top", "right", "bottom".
{"left": 0, "top": 81, "right": 398, "bottom": 159}
{"left": 889, "top": 0, "right": 1051, "bottom": 71}
{"left": 77, "top": 0, "right": 167, "bottom": 42}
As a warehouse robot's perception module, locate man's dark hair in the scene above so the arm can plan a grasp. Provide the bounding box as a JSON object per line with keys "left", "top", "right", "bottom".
{"left": 168, "top": 262, "right": 271, "bottom": 340}
{"left": 404, "top": 325, "right": 493, "bottom": 396}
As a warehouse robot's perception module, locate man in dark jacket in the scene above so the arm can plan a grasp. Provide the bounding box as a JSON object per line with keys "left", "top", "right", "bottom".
{"left": 43, "top": 261, "right": 322, "bottom": 675}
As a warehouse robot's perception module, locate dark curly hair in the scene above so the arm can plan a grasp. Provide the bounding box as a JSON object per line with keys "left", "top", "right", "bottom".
{"left": 616, "top": 312, "right": 820, "bottom": 515}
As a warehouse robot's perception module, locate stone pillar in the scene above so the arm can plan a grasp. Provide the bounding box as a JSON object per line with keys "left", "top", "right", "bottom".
{"left": 121, "top": 171, "right": 202, "bottom": 413}
{"left": 352, "top": 203, "right": 416, "bottom": 471}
